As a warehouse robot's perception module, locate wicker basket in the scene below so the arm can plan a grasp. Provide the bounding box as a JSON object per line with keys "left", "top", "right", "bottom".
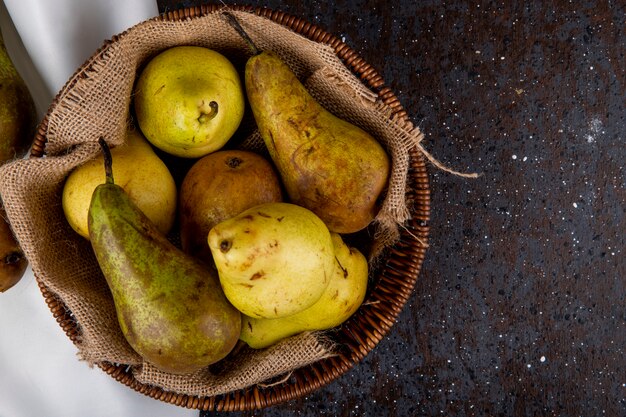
{"left": 29, "top": 4, "right": 430, "bottom": 412}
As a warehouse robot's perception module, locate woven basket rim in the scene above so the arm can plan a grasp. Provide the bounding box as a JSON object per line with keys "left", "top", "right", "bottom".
{"left": 30, "top": 4, "right": 431, "bottom": 412}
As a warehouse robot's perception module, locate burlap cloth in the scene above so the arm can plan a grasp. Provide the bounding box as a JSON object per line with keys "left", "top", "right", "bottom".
{"left": 0, "top": 10, "right": 428, "bottom": 396}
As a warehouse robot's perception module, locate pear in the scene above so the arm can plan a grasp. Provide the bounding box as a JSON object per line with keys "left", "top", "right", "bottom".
{"left": 88, "top": 139, "right": 241, "bottom": 374}
{"left": 240, "top": 232, "right": 368, "bottom": 349}
{"left": 208, "top": 202, "right": 335, "bottom": 319}
{"left": 0, "top": 205, "right": 27, "bottom": 293}
{"left": 134, "top": 46, "right": 245, "bottom": 158}
{"left": 62, "top": 128, "right": 177, "bottom": 239}
{"left": 179, "top": 150, "right": 283, "bottom": 263}
{"left": 0, "top": 30, "right": 37, "bottom": 162}
{"left": 224, "top": 14, "right": 390, "bottom": 233}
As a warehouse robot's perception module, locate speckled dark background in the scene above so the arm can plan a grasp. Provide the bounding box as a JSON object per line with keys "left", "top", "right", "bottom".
{"left": 158, "top": 1, "right": 625, "bottom": 416}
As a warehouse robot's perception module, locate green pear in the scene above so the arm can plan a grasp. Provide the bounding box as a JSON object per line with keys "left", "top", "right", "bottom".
{"left": 208, "top": 202, "right": 335, "bottom": 319}
{"left": 179, "top": 150, "right": 283, "bottom": 264}
{"left": 62, "top": 128, "right": 177, "bottom": 239}
{"left": 134, "top": 46, "right": 245, "bottom": 158}
{"left": 88, "top": 139, "right": 241, "bottom": 374}
{"left": 240, "top": 232, "right": 368, "bottom": 349}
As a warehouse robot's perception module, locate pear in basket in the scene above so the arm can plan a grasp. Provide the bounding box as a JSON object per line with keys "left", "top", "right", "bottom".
{"left": 240, "top": 232, "right": 368, "bottom": 349}
{"left": 62, "top": 129, "right": 176, "bottom": 240}
{"left": 224, "top": 13, "right": 390, "bottom": 234}
{"left": 133, "top": 46, "right": 245, "bottom": 158}
{"left": 88, "top": 139, "right": 241, "bottom": 374}
{"left": 208, "top": 202, "right": 335, "bottom": 319}
{"left": 179, "top": 150, "right": 283, "bottom": 264}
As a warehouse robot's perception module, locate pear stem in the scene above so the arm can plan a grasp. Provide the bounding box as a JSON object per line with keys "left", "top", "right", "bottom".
{"left": 98, "top": 137, "right": 114, "bottom": 185}
{"left": 198, "top": 100, "right": 219, "bottom": 124}
{"left": 223, "top": 11, "right": 260, "bottom": 56}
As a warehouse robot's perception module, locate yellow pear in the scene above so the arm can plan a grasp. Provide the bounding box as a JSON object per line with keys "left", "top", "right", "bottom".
{"left": 240, "top": 233, "right": 368, "bottom": 349}
{"left": 208, "top": 202, "right": 334, "bottom": 319}
{"left": 133, "top": 46, "right": 245, "bottom": 158}
{"left": 62, "top": 129, "right": 176, "bottom": 239}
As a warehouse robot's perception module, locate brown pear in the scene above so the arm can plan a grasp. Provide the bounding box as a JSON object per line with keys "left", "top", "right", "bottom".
{"left": 0, "top": 205, "right": 27, "bottom": 292}
{"left": 239, "top": 40, "right": 389, "bottom": 233}
{"left": 179, "top": 150, "right": 283, "bottom": 263}
{"left": 0, "top": 30, "right": 37, "bottom": 161}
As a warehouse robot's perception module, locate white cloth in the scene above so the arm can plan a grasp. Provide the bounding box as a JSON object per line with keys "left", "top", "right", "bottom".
{"left": 0, "top": 1, "right": 197, "bottom": 416}
{"left": 3, "top": 0, "right": 160, "bottom": 114}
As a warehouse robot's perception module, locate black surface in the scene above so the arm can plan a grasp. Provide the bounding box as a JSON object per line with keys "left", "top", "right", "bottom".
{"left": 157, "top": 1, "right": 625, "bottom": 416}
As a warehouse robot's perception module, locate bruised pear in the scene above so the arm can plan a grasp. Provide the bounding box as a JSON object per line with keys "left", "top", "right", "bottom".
{"left": 88, "top": 139, "right": 240, "bottom": 374}
{"left": 179, "top": 150, "right": 282, "bottom": 263}
{"left": 224, "top": 11, "right": 390, "bottom": 234}
{"left": 245, "top": 50, "right": 390, "bottom": 233}
{"left": 240, "top": 233, "right": 368, "bottom": 349}
{"left": 208, "top": 202, "right": 335, "bottom": 319}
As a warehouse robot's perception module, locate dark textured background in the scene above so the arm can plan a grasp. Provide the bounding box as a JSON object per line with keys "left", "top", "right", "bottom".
{"left": 158, "top": 1, "right": 625, "bottom": 416}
